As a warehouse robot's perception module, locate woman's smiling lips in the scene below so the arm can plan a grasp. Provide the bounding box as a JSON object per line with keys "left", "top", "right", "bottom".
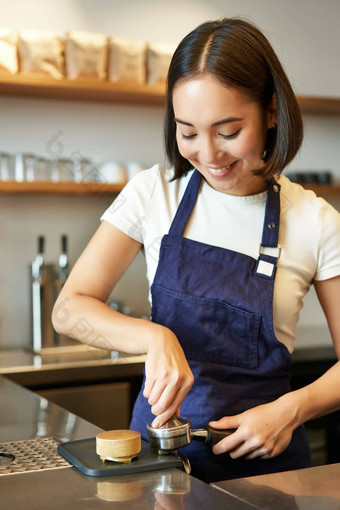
{"left": 205, "top": 161, "right": 238, "bottom": 177}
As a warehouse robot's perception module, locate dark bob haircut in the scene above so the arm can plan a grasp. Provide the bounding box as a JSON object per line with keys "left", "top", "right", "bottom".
{"left": 164, "top": 18, "right": 303, "bottom": 180}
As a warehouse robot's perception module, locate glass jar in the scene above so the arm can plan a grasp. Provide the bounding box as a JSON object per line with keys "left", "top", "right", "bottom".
{"left": 22, "top": 153, "right": 37, "bottom": 182}
{"left": 72, "top": 156, "right": 91, "bottom": 183}
{"left": 50, "top": 159, "right": 59, "bottom": 182}
{"left": 57, "top": 158, "right": 75, "bottom": 181}
{"left": 0, "top": 152, "right": 15, "bottom": 181}
{"left": 35, "top": 157, "right": 52, "bottom": 181}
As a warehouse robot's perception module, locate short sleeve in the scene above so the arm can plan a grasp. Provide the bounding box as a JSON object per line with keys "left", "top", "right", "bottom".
{"left": 100, "top": 164, "right": 160, "bottom": 243}
{"left": 315, "top": 198, "right": 340, "bottom": 281}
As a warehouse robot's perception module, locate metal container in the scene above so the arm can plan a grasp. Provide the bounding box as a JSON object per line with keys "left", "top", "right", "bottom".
{"left": 147, "top": 416, "right": 191, "bottom": 454}
{"left": 31, "top": 236, "right": 57, "bottom": 352}
{"left": 31, "top": 262, "right": 59, "bottom": 352}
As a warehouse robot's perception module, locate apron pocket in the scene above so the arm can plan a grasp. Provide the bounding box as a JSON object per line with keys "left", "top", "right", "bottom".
{"left": 151, "top": 283, "right": 260, "bottom": 368}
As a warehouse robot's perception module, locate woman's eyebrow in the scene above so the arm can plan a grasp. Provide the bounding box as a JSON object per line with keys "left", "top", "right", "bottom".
{"left": 174, "top": 117, "right": 243, "bottom": 127}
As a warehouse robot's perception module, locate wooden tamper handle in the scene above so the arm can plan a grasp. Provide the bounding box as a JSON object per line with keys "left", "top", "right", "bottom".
{"left": 96, "top": 430, "right": 141, "bottom": 463}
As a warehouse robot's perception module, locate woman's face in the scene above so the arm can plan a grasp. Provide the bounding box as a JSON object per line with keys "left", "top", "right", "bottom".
{"left": 173, "top": 74, "right": 277, "bottom": 195}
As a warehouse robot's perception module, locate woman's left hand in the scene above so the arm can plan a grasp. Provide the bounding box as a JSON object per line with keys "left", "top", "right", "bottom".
{"left": 209, "top": 397, "right": 296, "bottom": 460}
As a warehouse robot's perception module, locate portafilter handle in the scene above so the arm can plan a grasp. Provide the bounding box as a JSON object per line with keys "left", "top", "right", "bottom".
{"left": 192, "top": 425, "right": 234, "bottom": 445}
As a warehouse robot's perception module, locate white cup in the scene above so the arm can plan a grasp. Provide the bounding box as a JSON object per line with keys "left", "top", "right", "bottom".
{"left": 97, "top": 161, "right": 126, "bottom": 183}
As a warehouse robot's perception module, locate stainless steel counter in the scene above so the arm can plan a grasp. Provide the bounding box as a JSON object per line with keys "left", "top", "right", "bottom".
{"left": 212, "top": 463, "right": 340, "bottom": 509}
{"left": 0, "top": 347, "right": 145, "bottom": 373}
{"left": 2, "top": 359, "right": 340, "bottom": 508}
{"left": 0, "top": 375, "right": 252, "bottom": 509}
{"left": 0, "top": 467, "right": 247, "bottom": 509}
{"left": 0, "top": 375, "right": 103, "bottom": 443}
{"left": 0, "top": 348, "right": 145, "bottom": 387}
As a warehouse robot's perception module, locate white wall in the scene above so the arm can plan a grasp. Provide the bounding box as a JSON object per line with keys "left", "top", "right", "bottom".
{"left": 0, "top": 0, "right": 339, "bottom": 349}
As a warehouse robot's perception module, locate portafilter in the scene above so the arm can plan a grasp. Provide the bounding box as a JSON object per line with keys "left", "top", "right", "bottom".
{"left": 147, "top": 416, "right": 234, "bottom": 456}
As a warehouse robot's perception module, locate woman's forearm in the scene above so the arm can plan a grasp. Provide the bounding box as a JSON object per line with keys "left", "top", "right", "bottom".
{"left": 52, "top": 292, "right": 160, "bottom": 355}
{"left": 52, "top": 290, "right": 194, "bottom": 426}
{"left": 279, "top": 360, "right": 340, "bottom": 428}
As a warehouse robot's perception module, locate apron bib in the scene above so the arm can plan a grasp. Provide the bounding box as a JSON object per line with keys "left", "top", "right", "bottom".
{"left": 130, "top": 170, "right": 311, "bottom": 482}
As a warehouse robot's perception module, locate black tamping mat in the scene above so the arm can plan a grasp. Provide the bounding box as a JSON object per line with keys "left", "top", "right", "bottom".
{"left": 57, "top": 438, "right": 184, "bottom": 476}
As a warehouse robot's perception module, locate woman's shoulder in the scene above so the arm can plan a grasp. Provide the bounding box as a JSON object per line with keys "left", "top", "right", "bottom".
{"left": 278, "top": 174, "right": 318, "bottom": 202}
{"left": 113, "top": 164, "right": 171, "bottom": 208}
{"left": 104, "top": 165, "right": 194, "bottom": 222}
{"left": 127, "top": 164, "right": 194, "bottom": 205}
{"left": 278, "top": 174, "right": 338, "bottom": 214}
{"left": 125, "top": 163, "right": 165, "bottom": 190}
{"left": 278, "top": 174, "right": 340, "bottom": 235}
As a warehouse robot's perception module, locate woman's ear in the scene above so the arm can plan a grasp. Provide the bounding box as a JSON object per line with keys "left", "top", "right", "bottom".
{"left": 267, "top": 94, "right": 277, "bottom": 129}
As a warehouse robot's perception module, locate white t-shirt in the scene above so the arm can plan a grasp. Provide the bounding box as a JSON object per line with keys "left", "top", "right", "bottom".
{"left": 101, "top": 165, "right": 340, "bottom": 353}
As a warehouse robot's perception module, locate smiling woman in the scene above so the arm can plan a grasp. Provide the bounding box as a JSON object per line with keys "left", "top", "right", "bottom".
{"left": 53, "top": 17, "right": 340, "bottom": 484}
{"left": 173, "top": 75, "right": 275, "bottom": 195}
{"left": 164, "top": 18, "right": 303, "bottom": 182}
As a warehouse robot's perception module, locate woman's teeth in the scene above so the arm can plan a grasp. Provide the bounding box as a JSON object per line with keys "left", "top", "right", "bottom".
{"left": 207, "top": 164, "right": 233, "bottom": 175}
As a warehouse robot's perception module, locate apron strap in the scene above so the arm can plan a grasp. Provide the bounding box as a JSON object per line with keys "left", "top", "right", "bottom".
{"left": 169, "top": 169, "right": 202, "bottom": 236}
{"left": 255, "top": 178, "right": 281, "bottom": 280}
{"left": 261, "top": 178, "right": 281, "bottom": 248}
{"left": 168, "top": 170, "right": 281, "bottom": 280}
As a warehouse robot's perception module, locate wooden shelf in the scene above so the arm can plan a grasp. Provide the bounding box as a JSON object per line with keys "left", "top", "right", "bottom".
{"left": 0, "top": 180, "right": 126, "bottom": 195}
{"left": 0, "top": 72, "right": 165, "bottom": 105}
{"left": 0, "top": 74, "right": 339, "bottom": 197}
{"left": 296, "top": 96, "right": 340, "bottom": 115}
{"left": 301, "top": 184, "right": 340, "bottom": 197}
{"left": 0, "top": 72, "right": 339, "bottom": 113}
{"left": 0, "top": 180, "right": 339, "bottom": 198}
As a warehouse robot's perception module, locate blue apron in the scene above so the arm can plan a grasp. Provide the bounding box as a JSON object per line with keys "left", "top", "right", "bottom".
{"left": 130, "top": 170, "right": 311, "bottom": 482}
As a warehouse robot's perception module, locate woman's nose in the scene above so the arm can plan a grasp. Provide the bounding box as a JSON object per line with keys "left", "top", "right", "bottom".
{"left": 200, "top": 138, "right": 224, "bottom": 165}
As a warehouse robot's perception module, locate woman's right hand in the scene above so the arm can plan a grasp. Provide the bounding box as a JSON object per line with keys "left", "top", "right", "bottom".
{"left": 143, "top": 325, "right": 194, "bottom": 427}
{"left": 51, "top": 221, "right": 193, "bottom": 427}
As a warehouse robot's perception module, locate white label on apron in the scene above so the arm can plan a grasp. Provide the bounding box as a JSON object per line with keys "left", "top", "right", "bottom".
{"left": 256, "top": 259, "right": 275, "bottom": 277}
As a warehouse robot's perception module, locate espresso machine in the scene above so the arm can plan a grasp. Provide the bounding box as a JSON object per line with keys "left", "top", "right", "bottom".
{"left": 30, "top": 234, "right": 77, "bottom": 353}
